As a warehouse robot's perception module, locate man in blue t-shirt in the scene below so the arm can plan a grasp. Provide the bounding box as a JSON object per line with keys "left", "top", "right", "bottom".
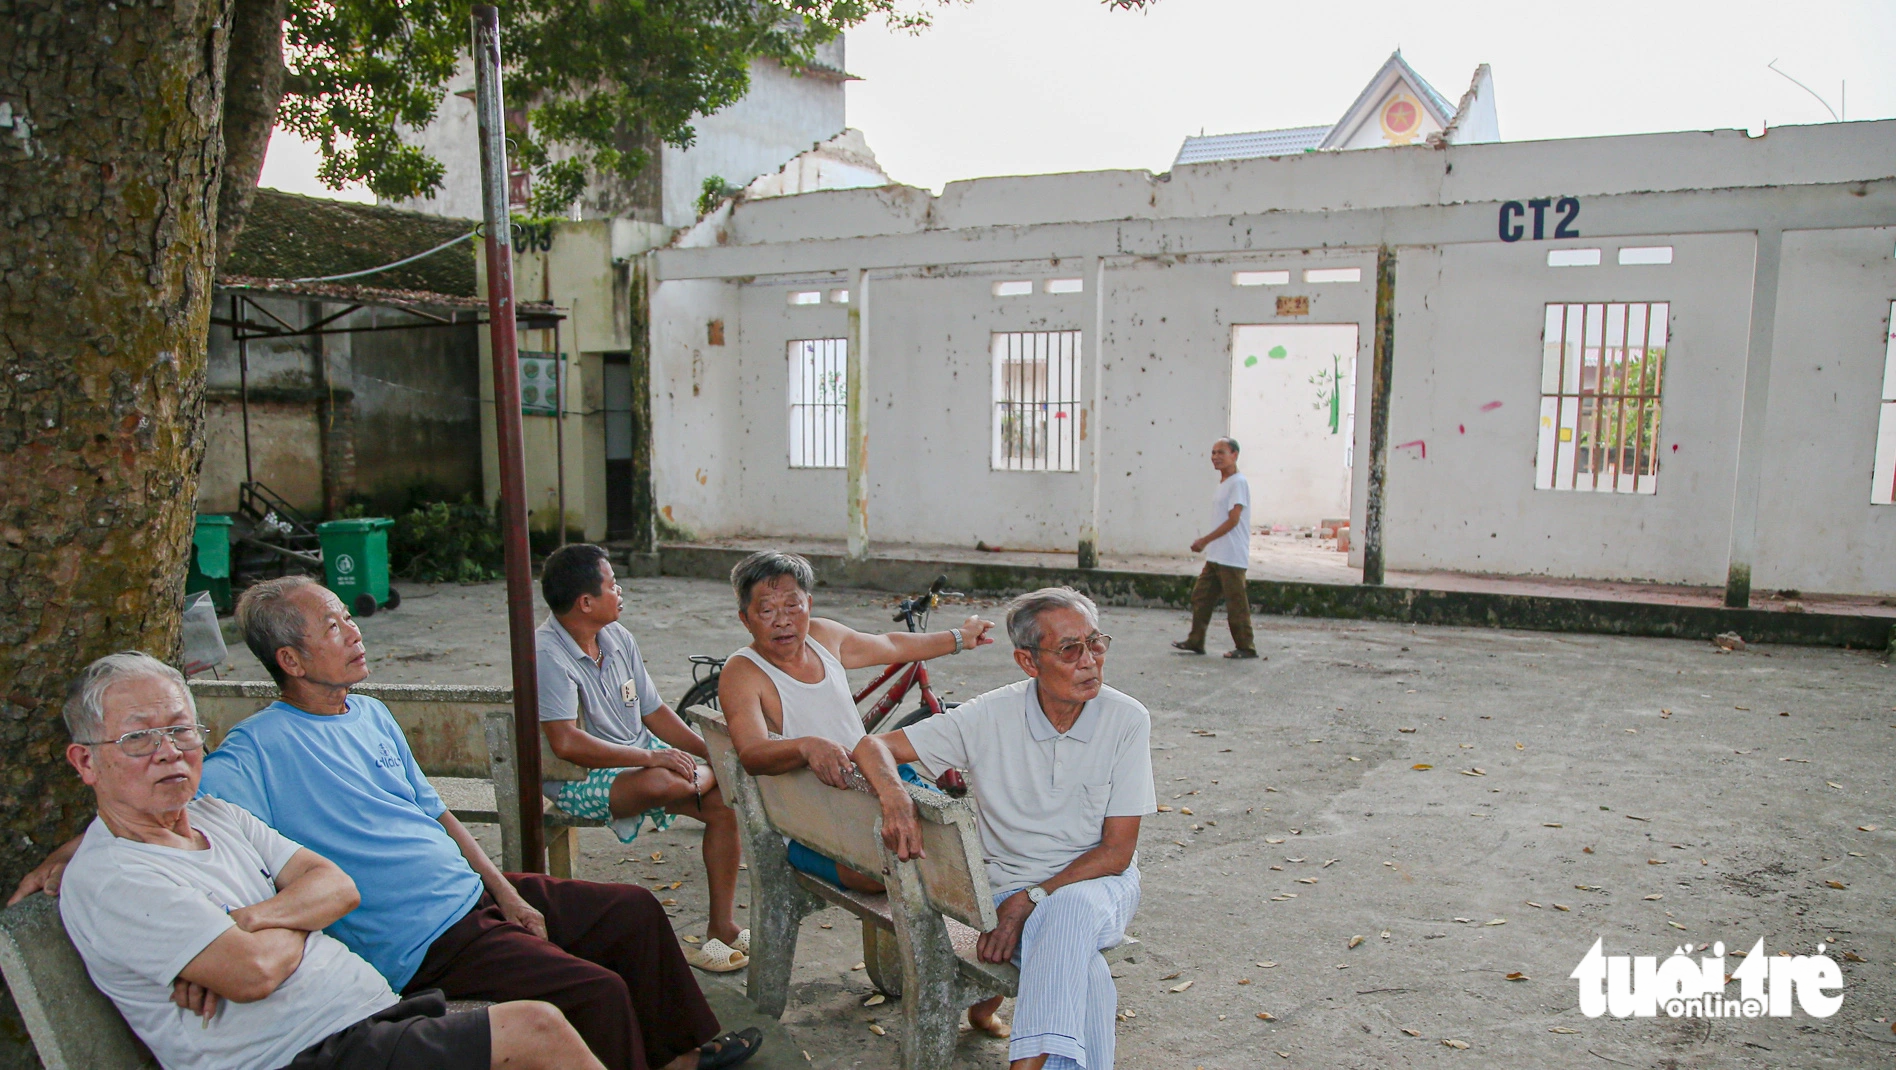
{"left": 12, "top": 577, "right": 762, "bottom": 1070}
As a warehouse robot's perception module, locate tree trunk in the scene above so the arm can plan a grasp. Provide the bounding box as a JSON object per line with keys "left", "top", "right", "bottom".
{"left": 0, "top": 0, "right": 231, "bottom": 1053}
{"left": 216, "top": 0, "right": 286, "bottom": 266}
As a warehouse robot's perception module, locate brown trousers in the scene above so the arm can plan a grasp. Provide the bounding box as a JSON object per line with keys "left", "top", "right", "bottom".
{"left": 405, "top": 873, "right": 719, "bottom": 1070}
{"left": 1185, "top": 562, "right": 1255, "bottom": 652}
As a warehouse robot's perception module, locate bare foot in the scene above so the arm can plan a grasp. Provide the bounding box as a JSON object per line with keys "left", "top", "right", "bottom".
{"left": 968, "top": 996, "right": 1010, "bottom": 1038}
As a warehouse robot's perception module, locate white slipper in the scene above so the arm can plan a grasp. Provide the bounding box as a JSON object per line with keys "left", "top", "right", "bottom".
{"left": 729, "top": 928, "right": 751, "bottom": 955}
{"left": 684, "top": 937, "right": 748, "bottom": 973}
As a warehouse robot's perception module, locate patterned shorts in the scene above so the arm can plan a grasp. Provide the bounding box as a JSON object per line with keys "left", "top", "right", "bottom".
{"left": 555, "top": 744, "right": 678, "bottom": 844}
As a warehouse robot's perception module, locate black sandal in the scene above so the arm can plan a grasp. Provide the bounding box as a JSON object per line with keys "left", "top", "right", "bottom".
{"left": 700, "top": 1027, "right": 764, "bottom": 1070}
{"left": 1171, "top": 641, "right": 1205, "bottom": 654}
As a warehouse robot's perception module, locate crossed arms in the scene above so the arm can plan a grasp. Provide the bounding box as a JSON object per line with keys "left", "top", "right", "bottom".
{"left": 174, "top": 848, "right": 359, "bottom": 1015}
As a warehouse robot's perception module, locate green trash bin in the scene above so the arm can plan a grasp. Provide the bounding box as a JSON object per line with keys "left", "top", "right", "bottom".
{"left": 316, "top": 518, "right": 399, "bottom": 617}
{"left": 185, "top": 514, "right": 234, "bottom": 614}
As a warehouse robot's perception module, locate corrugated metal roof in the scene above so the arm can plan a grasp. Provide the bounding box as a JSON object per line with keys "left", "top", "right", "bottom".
{"left": 1173, "top": 124, "right": 1330, "bottom": 166}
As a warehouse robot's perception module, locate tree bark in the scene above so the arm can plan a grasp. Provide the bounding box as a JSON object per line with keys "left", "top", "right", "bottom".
{"left": 0, "top": 0, "right": 230, "bottom": 936}
{"left": 217, "top": 0, "right": 286, "bottom": 266}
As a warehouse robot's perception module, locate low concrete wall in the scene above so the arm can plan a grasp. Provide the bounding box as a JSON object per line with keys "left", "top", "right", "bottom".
{"left": 653, "top": 544, "right": 1896, "bottom": 651}
{"left": 188, "top": 681, "right": 512, "bottom": 779}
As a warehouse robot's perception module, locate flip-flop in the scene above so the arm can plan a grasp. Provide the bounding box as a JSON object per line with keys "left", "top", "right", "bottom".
{"left": 700, "top": 1027, "right": 764, "bottom": 1070}
{"left": 683, "top": 937, "right": 748, "bottom": 973}
{"left": 1224, "top": 649, "right": 1260, "bottom": 659}
{"left": 1171, "top": 641, "right": 1205, "bottom": 654}
{"left": 729, "top": 928, "right": 751, "bottom": 955}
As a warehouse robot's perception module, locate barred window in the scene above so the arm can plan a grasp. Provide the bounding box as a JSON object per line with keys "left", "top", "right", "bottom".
{"left": 788, "top": 339, "right": 846, "bottom": 468}
{"left": 992, "top": 330, "right": 1081, "bottom": 472}
{"left": 1535, "top": 302, "right": 1668, "bottom": 494}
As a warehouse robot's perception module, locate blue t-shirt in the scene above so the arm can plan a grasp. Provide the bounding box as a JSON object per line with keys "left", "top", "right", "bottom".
{"left": 199, "top": 695, "right": 484, "bottom": 989}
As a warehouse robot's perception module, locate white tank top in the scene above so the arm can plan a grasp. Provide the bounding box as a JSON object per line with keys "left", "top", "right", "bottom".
{"left": 728, "top": 640, "right": 865, "bottom": 748}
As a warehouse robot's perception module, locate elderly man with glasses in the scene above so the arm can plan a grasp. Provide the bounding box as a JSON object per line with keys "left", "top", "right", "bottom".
{"left": 40, "top": 651, "right": 603, "bottom": 1070}
{"left": 874, "top": 587, "right": 1155, "bottom": 1070}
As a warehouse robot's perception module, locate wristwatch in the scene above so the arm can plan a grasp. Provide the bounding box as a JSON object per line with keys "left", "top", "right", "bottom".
{"left": 951, "top": 627, "right": 965, "bottom": 655}
{"left": 1026, "top": 885, "right": 1048, "bottom": 905}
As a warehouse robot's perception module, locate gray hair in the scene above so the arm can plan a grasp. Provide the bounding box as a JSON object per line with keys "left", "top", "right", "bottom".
{"left": 237, "top": 575, "right": 321, "bottom": 686}
{"left": 731, "top": 551, "right": 815, "bottom": 612}
{"left": 1004, "top": 587, "right": 1100, "bottom": 652}
{"left": 1215, "top": 436, "right": 1240, "bottom": 454}
{"left": 64, "top": 651, "right": 194, "bottom": 743}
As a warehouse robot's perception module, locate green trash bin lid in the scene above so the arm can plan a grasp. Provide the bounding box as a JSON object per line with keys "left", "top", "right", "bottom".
{"left": 316, "top": 517, "right": 394, "bottom": 533}
{"left": 194, "top": 514, "right": 233, "bottom": 529}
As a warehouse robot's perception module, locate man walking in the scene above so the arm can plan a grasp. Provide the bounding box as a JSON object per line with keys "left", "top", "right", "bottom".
{"left": 1174, "top": 437, "right": 1258, "bottom": 658}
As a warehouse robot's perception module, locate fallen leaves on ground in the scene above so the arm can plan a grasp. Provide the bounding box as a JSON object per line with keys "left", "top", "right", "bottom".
{"left": 1296, "top": 877, "right": 1319, "bottom": 885}
{"left": 1550, "top": 1026, "right": 1579, "bottom": 1034}
{"left": 1348, "top": 935, "right": 1364, "bottom": 948}
{"left": 1412, "top": 764, "right": 1433, "bottom": 771}
{"left": 1442, "top": 1038, "right": 1470, "bottom": 1049}
{"left": 1826, "top": 880, "right": 1849, "bottom": 889}
{"left": 1860, "top": 825, "right": 1880, "bottom": 832}
{"left": 1401, "top": 1028, "right": 1421, "bottom": 1037}
{"left": 1842, "top": 951, "right": 1868, "bottom": 963}
{"left": 863, "top": 994, "right": 886, "bottom": 1007}
{"left": 1644, "top": 894, "right": 1663, "bottom": 901}
{"left": 1257, "top": 961, "right": 1278, "bottom": 968}
{"left": 1157, "top": 805, "right": 1174, "bottom": 813}
{"left": 1322, "top": 858, "right": 1338, "bottom": 868}
{"left": 1485, "top": 918, "right": 1506, "bottom": 926}
{"left": 867, "top": 1024, "right": 886, "bottom": 1036}
{"left": 850, "top": 961, "right": 865, "bottom": 971}
{"left": 1169, "top": 980, "right": 1194, "bottom": 993}
{"left": 1505, "top": 972, "right": 1529, "bottom": 981}
{"left": 1543, "top": 822, "right": 1562, "bottom": 828}
{"left": 1256, "top": 1011, "right": 1275, "bottom": 1020}
{"left": 1159, "top": 971, "right": 1181, "bottom": 981}
{"left": 1460, "top": 769, "right": 1485, "bottom": 777}
{"left": 1237, "top": 978, "right": 1251, "bottom": 985}
{"left": 1553, "top": 903, "right": 1572, "bottom": 911}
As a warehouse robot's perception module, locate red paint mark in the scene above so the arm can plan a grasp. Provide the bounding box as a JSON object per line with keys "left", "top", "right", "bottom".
{"left": 1479, "top": 400, "right": 1504, "bottom": 412}
{"left": 1395, "top": 439, "right": 1427, "bottom": 459}
{"left": 1671, "top": 443, "right": 1679, "bottom": 452}
{"left": 1458, "top": 424, "right": 1465, "bottom": 434}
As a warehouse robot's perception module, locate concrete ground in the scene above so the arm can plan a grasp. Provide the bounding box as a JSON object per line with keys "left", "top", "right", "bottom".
{"left": 219, "top": 576, "right": 1896, "bottom": 1069}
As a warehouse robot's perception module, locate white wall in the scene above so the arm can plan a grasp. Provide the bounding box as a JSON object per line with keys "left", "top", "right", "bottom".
{"left": 660, "top": 51, "right": 849, "bottom": 227}
{"left": 1752, "top": 227, "right": 1896, "bottom": 594}
{"left": 651, "top": 120, "right": 1896, "bottom": 593}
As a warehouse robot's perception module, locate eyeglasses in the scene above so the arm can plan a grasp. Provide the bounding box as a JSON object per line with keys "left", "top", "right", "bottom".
{"left": 1035, "top": 633, "right": 1112, "bottom": 664}
{"left": 80, "top": 723, "right": 209, "bottom": 757}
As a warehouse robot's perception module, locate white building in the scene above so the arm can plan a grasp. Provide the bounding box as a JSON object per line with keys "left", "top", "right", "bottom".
{"left": 1175, "top": 51, "right": 1500, "bottom": 167}
{"left": 647, "top": 119, "right": 1896, "bottom": 601}
{"left": 394, "top": 39, "right": 877, "bottom": 228}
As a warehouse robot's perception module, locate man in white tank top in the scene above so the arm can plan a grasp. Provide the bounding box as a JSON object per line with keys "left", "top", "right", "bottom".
{"left": 718, "top": 552, "right": 1012, "bottom": 1037}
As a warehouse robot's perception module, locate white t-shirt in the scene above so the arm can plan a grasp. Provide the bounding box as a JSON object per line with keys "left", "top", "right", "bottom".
{"left": 59, "top": 797, "right": 398, "bottom": 1070}
{"left": 1205, "top": 472, "right": 1252, "bottom": 569}
{"left": 900, "top": 679, "right": 1157, "bottom": 893}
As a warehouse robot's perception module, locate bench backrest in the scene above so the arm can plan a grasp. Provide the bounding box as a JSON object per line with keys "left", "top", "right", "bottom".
{"left": 0, "top": 895, "right": 156, "bottom": 1070}
{"left": 690, "top": 708, "right": 998, "bottom": 931}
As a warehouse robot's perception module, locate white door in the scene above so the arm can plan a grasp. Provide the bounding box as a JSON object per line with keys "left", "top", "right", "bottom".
{"left": 1228, "top": 324, "right": 1359, "bottom": 528}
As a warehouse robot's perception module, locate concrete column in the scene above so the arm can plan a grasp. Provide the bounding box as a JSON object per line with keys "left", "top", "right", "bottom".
{"left": 845, "top": 267, "right": 869, "bottom": 560}
{"left": 316, "top": 302, "right": 357, "bottom": 518}
{"left": 1362, "top": 247, "right": 1395, "bottom": 586}
{"left": 1722, "top": 229, "right": 1784, "bottom": 607}
{"left": 1078, "top": 256, "right": 1105, "bottom": 568}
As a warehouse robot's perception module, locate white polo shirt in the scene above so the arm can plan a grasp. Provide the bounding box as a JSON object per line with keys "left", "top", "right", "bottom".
{"left": 900, "top": 679, "right": 1156, "bottom": 894}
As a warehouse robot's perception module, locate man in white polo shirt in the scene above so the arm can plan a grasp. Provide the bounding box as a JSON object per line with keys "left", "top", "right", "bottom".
{"left": 1174, "top": 436, "right": 1257, "bottom": 658}
{"left": 878, "top": 588, "right": 1155, "bottom": 1070}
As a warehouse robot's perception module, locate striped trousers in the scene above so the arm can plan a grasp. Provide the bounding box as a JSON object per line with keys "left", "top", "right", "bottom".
{"left": 998, "top": 868, "right": 1140, "bottom": 1070}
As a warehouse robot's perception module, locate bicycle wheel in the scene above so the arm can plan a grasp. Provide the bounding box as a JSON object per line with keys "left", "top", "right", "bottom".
{"left": 887, "top": 705, "right": 934, "bottom": 732}
{"left": 678, "top": 674, "right": 721, "bottom": 712}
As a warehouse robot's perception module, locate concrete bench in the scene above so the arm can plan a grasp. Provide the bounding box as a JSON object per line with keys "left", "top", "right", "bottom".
{"left": 188, "top": 681, "right": 600, "bottom": 877}
{"left": 684, "top": 706, "right": 1136, "bottom": 1070}
{"left": 0, "top": 892, "right": 494, "bottom": 1070}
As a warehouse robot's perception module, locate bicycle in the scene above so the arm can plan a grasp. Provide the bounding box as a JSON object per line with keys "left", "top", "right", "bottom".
{"left": 675, "top": 575, "right": 964, "bottom": 736}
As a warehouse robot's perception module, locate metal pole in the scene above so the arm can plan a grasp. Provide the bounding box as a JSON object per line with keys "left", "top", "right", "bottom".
{"left": 237, "top": 295, "right": 253, "bottom": 486}
{"left": 472, "top": 3, "right": 544, "bottom": 873}
{"left": 1362, "top": 246, "right": 1395, "bottom": 586}
{"left": 554, "top": 317, "right": 566, "bottom": 548}
{"left": 845, "top": 267, "right": 869, "bottom": 560}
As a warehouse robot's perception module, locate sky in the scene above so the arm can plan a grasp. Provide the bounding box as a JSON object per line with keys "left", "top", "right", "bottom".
{"left": 261, "top": 0, "right": 1896, "bottom": 202}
